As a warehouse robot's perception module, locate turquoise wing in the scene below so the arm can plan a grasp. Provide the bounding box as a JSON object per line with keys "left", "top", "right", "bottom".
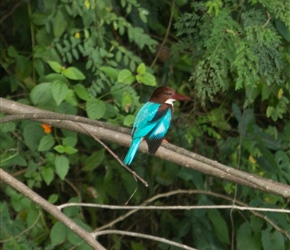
{"left": 132, "top": 102, "right": 172, "bottom": 154}
{"left": 124, "top": 102, "right": 172, "bottom": 165}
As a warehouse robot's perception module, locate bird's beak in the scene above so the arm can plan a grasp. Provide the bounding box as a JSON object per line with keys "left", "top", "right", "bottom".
{"left": 171, "top": 92, "right": 191, "bottom": 101}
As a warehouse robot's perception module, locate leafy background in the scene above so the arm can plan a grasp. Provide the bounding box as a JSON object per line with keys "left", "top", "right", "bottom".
{"left": 0, "top": 0, "right": 289, "bottom": 249}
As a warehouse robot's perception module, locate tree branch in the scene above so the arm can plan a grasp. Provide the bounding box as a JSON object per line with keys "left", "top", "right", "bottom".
{"left": 0, "top": 97, "right": 289, "bottom": 198}
{"left": 0, "top": 168, "right": 106, "bottom": 250}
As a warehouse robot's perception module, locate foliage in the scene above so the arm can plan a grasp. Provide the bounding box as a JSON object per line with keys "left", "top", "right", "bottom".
{"left": 0, "top": 0, "right": 289, "bottom": 249}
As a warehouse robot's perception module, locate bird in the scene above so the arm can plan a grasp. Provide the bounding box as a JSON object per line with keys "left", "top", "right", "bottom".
{"left": 123, "top": 86, "right": 191, "bottom": 165}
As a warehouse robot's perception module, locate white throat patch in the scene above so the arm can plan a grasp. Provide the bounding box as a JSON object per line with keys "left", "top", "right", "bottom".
{"left": 165, "top": 98, "right": 176, "bottom": 105}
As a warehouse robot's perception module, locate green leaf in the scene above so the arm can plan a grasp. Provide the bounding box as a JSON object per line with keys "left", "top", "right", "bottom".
{"left": 232, "top": 103, "right": 242, "bottom": 121}
{"left": 54, "top": 145, "right": 65, "bottom": 153}
{"left": 118, "top": 69, "right": 135, "bottom": 85}
{"left": 0, "top": 122, "right": 16, "bottom": 133}
{"left": 238, "top": 109, "right": 255, "bottom": 136}
{"left": 30, "top": 83, "right": 54, "bottom": 106}
{"left": 275, "top": 150, "right": 289, "bottom": 168}
{"left": 55, "top": 155, "right": 69, "bottom": 180}
{"left": 62, "top": 67, "right": 86, "bottom": 80}
{"left": 63, "top": 146, "right": 78, "bottom": 155}
{"left": 34, "top": 58, "right": 44, "bottom": 76}
{"left": 123, "top": 114, "right": 135, "bottom": 126}
{"left": 47, "top": 61, "right": 62, "bottom": 73}
{"left": 51, "top": 80, "right": 69, "bottom": 105}
{"left": 250, "top": 215, "right": 264, "bottom": 233}
{"left": 53, "top": 9, "right": 67, "bottom": 37}
{"left": 23, "top": 123, "right": 44, "bottom": 151}
{"left": 116, "top": 50, "right": 122, "bottom": 62}
{"left": 139, "top": 72, "right": 157, "bottom": 86}
{"left": 64, "top": 89, "right": 78, "bottom": 106}
{"left": 276, "top": 19, "right": 290, "bottom": 42}
{"left": 208, "top": 209, "right": 230, "bottom": 244}
{"left": 7, "top": 46, "right": 18, "bottom": 57}
{"left": 38, "top": 134, "right": 55, "bottom": 151}
{"left": 237, "top": 222, "right": 261, "bottom": 250}
{"left": 137, "top": 63, "right": 146, "bottom": 74}
{"left": 50, "top": 222, "right": 67, "bottom": 246}
{"left": 48, "top": 194, "right": 59, "bottom": 204}
{"left": 67, "top": 52, "right": 72, "bottom": 63}
{"left": 99, "top": 66, "right": 119, "bottom": 80}
{"left": 26, "top": 206, "right": 39, "bottom": 227}
{"left": 86, "top": 99, "right": 106, "bottom": 119}
{"left": 44, "top": 73, "right": 68, "bottom": 83}
{"left": 129, "top": 60, "right": 136, "bottom": 71}
{"left": 53, "top": 141, "right": 76, "bottom": 155}
{"left": 262, "top": 228, "right": 284, "bottom": 250}
{"left": 103, "top": 102, "right": 118, "bottom": 118}
{"left": 82, "top": 150, "right": 105, "bottom": 171}
{"left": 73, "top": 84, "right": 89, "bottom": 101}
{"left": 41, "top": 166, "right": 54, "bottom": 185}
{"left": 72, "top": 48, "right": 79, "bottom": 59}
{"left": 139, "top": 9, "right": 148, "bottom": 23}
{"left": 63, "top": 137, "right": 77, "bottom": 147}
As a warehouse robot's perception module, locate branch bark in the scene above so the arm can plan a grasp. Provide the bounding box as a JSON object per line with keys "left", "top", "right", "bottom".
{"left": 0, "top": 97, "right": 289, "bottom": 198}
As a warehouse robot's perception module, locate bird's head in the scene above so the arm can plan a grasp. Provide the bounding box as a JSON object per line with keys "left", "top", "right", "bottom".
{"left": 149, "top": 86, "right": 191, "bottom": 105}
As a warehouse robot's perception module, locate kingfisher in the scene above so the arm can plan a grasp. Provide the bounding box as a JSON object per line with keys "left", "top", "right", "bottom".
{"left": 123, "top": 86, "right": 191, "bottom": 165}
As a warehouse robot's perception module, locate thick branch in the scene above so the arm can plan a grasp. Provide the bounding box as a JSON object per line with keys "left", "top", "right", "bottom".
{"left": 0, "top": 98, "right": 289, "bottom": 198}
{"left": 0, "top": 168, "right": 106, "bottom": 250}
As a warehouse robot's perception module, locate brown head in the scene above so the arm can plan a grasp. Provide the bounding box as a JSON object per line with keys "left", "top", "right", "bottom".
{"left": 149, "top": 86, "right": 191, "bottom": 105}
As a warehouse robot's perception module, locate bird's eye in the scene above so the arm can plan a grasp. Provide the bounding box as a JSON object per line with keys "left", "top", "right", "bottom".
{"left": 163, "top": 91, "right": 171, "bottom": 95}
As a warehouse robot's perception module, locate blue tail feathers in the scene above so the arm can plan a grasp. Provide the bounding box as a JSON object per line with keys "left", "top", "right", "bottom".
{"left": 123, "top": 139, "right": 141, "bottom": 165}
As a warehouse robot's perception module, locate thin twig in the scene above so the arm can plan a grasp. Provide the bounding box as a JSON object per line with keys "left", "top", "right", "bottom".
{"left": 263, "top": 11, "right": 271, "bottom": 28}
{"left": 58, "top": 203, "right": 290, "bottom": 213}
{"left": 93, "top": 230, "right": 197, "bottom": 250}
{"left": 76, "top": 123, "right": 148, "bottom": 187}
{"left": 150, "top": 0, "right": 176, "bottom": 68}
